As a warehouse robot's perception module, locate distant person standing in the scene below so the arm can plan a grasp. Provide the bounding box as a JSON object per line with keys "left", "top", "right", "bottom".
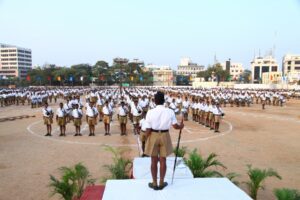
{"left": 212, "top": 103, "right": 224, "bottom": 133}
{"left": 103, "top": 101, "right": 112, "bottom": 136}
{"left": 117, "top": 101, "right": 129, "bottom": 136}
{"left": 86, "top": 101, "right": 98, "bottom": 136}
{"left": 72, "top": 104, "right": 83, "bottom": 136}
{"left": 144, "top": 91, "right": 184, "bottom": 190}
{"left": 42, "top": 102, "right": 53, "bottom": 136}
{"left": 56, "top": 102, "right": 67, "bottom": 136}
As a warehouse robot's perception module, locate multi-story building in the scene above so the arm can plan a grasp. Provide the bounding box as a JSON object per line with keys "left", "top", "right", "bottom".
{"left": 251, "top": 56, "right": 279, "bottom": 83}
{"left": 153, "top": 66, "right": 174, "bottom": 86}
{"left": 176, "top": 58, "right": 204, "bottom": 81}
{"left": 282, "top": 54, "right": 300, "bottom": 83}
{"left": 0, "top": 43, "right": 32, "bottom": 78}
{"left": 220, "top": 62, "right": 244, "bottom": 81}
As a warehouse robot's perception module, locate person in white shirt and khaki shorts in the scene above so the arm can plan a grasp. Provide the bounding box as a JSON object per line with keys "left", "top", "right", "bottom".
{"left": 86, "top": 101, "right": 98, "bottom": 136}
{"left": 144, "top": 91, "right": 184, "bottom": 191}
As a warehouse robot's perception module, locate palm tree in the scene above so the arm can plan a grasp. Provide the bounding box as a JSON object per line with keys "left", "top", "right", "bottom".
{"left": 49, "top": 163, "right": 95, "bottom": 200}
{"left": 185, "top": 149, "right": 226, "bottom": 177}
{"left": 245, "top": 165, "right": 282, "bottom": 200}
{"left": 102, "top": 146, "right": 133, "bottom": 182}
{"left": 274, "top": 188, "right": 300, "bottom": 200}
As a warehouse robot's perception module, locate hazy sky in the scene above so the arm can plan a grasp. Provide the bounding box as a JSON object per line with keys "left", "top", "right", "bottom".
{"left": 1, "top": 0, "right": 300, "bottom": 69}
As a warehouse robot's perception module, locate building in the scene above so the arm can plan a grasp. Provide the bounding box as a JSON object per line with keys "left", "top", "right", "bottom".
{"left": 176, "top": 58, "right": 204, "bottom": 81}
{"left": 220, "top": 62, "right": 244, "bottom": 81}
{"left": 0, "top": 43, "right": 32, "bottom": 78}
{"left": 251, "top": 56, "right": 279, "bottom": 83}
{"left": 262, "top": 72, "right": 282, "bottom": 84}
{"left": 152, "top": 66, "right": 174, "bottom": 86}
{"left": 282, "top": 54, "right": 300, "bottom": 83}
{"left": 129, "top": 59, "right": 144, "bottom": 68}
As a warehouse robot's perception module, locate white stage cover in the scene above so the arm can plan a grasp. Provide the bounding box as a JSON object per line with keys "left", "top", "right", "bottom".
{"left": 133, "top": 157, "right": 193, "bottom": 179}
{"left": 103, "top": 178, "right": 252, "bottom": 200}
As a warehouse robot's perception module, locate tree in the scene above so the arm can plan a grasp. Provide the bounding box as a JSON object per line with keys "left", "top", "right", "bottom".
{"left": 241, "top": 69, "right": 252, "bottom": 83}
{"left": 176, "top": 75, "right": 190, "bottom": 85}
{"left": 49, "top": 163, "right": 95, "bottom": 200}
{"left": 274, "top": 188, "right": 300, "bottom": 200}
{"left": 197, "top": 63, "right": 230, "bottom": 82}
{"left": 245, "top": 165, "right": 282, "bottom": 200}
{"left": 185, "top": 149, "right": 226, "bottom": 177}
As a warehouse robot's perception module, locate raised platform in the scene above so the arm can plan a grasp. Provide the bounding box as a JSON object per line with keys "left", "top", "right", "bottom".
{"left": 132, "top": 157, "right": 193, "bottom": 179}
{"left": 102, "top": 178, "right": 252, "bottom": 200}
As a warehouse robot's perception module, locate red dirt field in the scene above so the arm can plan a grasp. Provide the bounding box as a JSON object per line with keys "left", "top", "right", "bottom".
{"left": 0, "top": 99, "right": 299, "bottom": 200}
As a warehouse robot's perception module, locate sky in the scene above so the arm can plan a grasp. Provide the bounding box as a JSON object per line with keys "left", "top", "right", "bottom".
{"left": 1, "top": 0, "right": 300, "bottom": 69}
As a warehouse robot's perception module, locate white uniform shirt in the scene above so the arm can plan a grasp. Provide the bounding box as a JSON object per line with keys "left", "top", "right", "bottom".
{"left": 131, "top": 104, "right": 142, "bottom": 116}
{"left": 145, "top": 105, "right": 177, "bottom": 130}
{"left": 56, "top": 107, "right": 66, "bottom": 117}
{"left": 42, "top": 107, "right": 53, "bottom": 117}
{"left": 212, "top": 106, "right": 223, "bottom": 115}
{"left": 139, "top": 118, "right": 147, "bottom": 132}
{"left": 86, "top": 105, "right": 98, "bottom": 117}
{"left": 118, "top": 106, "right": 128, "bottom": 116}
{"left": 72, "top": 109, "right": 83, "bottom": 118}
{"left": 102, "top": 105, "right": 112, "bottom": 115}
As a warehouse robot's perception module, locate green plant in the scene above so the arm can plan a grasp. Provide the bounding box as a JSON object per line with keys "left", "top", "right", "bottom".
{"left": 245, "top": 165, "right": 282, "bottom": 200}
{"left": 102, "top": 146, "right": 133, "bottom": 182}
{"left": 225, "top": 172, "right": 240, "bottom": 186}
{"left": 49, "top": 163, "right": 95, "bottom": 200}
{"left": 173, "top": 146, "right": 187, "bottom": 158}
{"left": 274, "top": 188, "right": 300, "bottom": 200}
{"left": 185, "top": 149, "right": 226, "bottom": 177}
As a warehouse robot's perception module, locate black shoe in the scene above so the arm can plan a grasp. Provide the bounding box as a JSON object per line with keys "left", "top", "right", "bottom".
{"left": 158, "top": 182, "right": 168, "bottom": 190}
{"left": 74, "top": 134, "right": 78, "bottom": 136}
{"left": 59, "top": 133, "right": 63, "bottom": 136}
{"left": 210, "top": 128, "right": 214, "bottom": 130}
{"left": 78, "top": 133, "right": 82, "bottom": 136}
{"left": 89, "top": 133, "right": 93, "bottom": 136}
{"left": 45, "top": 133, "right": 50, "bottom": 136}
{"left": 148, "top": 182, "right": 159, "bottom": 190}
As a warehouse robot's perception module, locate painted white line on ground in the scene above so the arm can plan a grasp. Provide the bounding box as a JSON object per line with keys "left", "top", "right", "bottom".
{"left": 26, "top": 120, "right": 233, "bottom": 147}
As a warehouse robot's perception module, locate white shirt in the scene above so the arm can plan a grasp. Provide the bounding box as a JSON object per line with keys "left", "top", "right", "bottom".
{"left": 131, "top": 104, "right": 142, "bottom": 116}
{"left": 118, "top": 106, "right": 128, "bottom": 116}
{"left": 72, "top": 109, "right": 83, "bottom": 118}
{"left": 145, "top": 105, "right": 177, "bottom": 130}
{"left": 139, "top": 118, "right": 147, "bottom": 132}
{"left": 86, "top": 105, "right": 98, "bottom": 117}
{"left": 102, "top": 105, "right": 112, "bottom": 115}
{"left": 56, "top": 107, "right": 66, "bottom": 117}
{"left": 212, "top": 106, "right": 223, "bottom": 115}
{"left": 42, "top": 107, "right": 53, "bottom": 117}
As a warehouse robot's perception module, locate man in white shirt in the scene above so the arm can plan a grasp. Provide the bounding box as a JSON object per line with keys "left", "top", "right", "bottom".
{"left": 117, "top": 101, "right": 129, "bottom": 135}
{"left": 42, "top": 102, "right": 53, "bottom": 136}
{"left": 86, "top": 101, "right": 98, "bottom": 136}
{"left": 212, "top": 103, "right": 224, "bottom": 133}
{"left": 139, "top": 112, "right": 148, "bottom": 157}
{"left": 56, "top": 102, "right": 67, "bottom": 136}
{"left": 182, "top": 96, "right": 189, "bottom": 121}
{"left": 102, "top": 101, "right": 112, "bottom": 136}
{"left": 144, "top": 91, "right": 184, "bottom": 190}
{"left": 72, "top": 104, "right": 83, "bottom": 136}
{"left": 131, "top": 99, "right": 143, "bottom": 135}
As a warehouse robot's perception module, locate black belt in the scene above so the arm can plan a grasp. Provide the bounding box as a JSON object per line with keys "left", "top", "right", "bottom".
{"left": 151, "top": 129, "right": 169, "bottom": 133}
{"left": 119, "top": 115, "right": 127, "bottom": 117}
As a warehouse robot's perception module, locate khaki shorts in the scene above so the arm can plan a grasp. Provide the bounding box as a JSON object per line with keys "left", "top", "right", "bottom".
{"left": 140, "top": 131, "right": 147, "bottom": 143}
{"left": 97, "top": 105, "right": 103, "bottom": 114}
{"left": 118, "top": 116, "right": 127, "bottom": 124}
{"left": 103, "top": 115, "right": 111, "bottom": 124}
{"left": 74, "top": 118, "right": 82, "bottom": 126}
{"left": 133, "top": 116, "right": 141, "bottom": 125}
{"left": 209, "top": 112, "right": 214, "bottom": 121}
{"left": 214, "top": 115, "right": 221, "bottom": 123}
{"left": 57, "top": 117, "right": 66, "bottom": 126}
{"left": 145, "top": 132, "right": 173, "bottom": 157}
{"left": 43, "top": 117, "right": 53, "bottom": 125}
{"left": 88, "top": 117, "right": 97, "bottom": 126}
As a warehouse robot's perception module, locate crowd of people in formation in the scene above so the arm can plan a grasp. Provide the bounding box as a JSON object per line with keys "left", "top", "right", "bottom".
{"left": 1, "top": 87, "right": 300, "bottom": 136}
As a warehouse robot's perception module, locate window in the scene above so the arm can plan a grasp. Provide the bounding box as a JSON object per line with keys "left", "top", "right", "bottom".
{"left": 287, "top": 61, "right": 291, "bottom": 65}
{"left": 271, "top": 66, "right": 277, "bottom": 72}
{"left": 295, "top": 67, "right": 300, "bottom": 70}
{"left": 287, "top": 66, "right": 291, "bottom": 71}
{"left": 295, "top": 61, "right": 300, "bottom": 65}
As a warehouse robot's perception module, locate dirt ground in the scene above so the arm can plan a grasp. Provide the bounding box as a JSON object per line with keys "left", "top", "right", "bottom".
{"left": 0, "top": 99, "right": 299, "bottom": 200}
